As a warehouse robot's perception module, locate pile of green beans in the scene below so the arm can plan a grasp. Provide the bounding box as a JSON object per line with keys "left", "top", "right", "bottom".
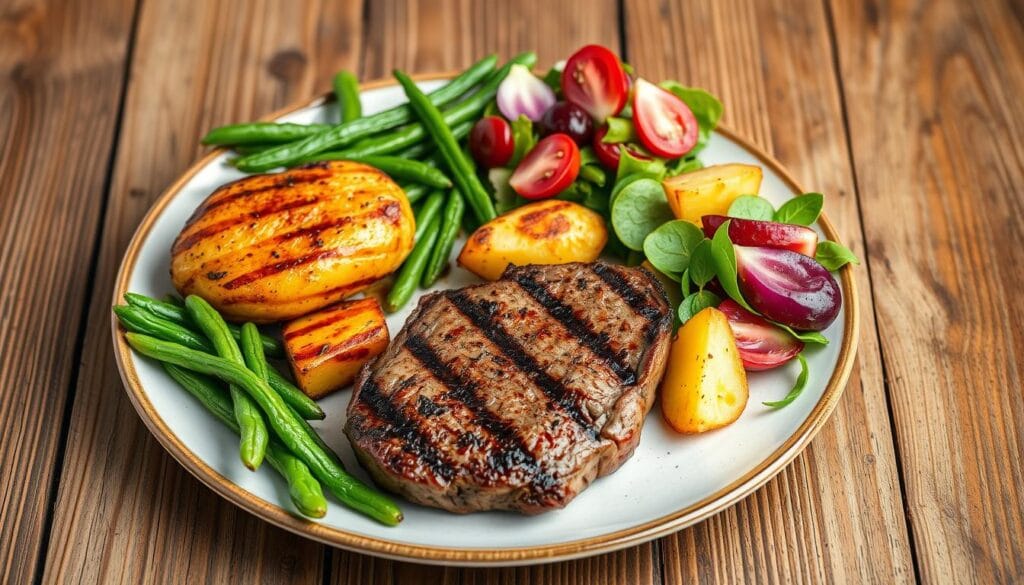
{"left": 116, "top": 294, "right": 399, "bottom": 524}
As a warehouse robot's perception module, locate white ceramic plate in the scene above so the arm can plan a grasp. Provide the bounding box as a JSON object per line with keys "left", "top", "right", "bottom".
{"left": 112, "top": 76, "right": 858, "bottom": 566}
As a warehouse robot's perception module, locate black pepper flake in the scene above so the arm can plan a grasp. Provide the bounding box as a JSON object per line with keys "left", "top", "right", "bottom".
{"left": 271, "top": 251, "right": 280, "bottom": 258}
{"left": 206, "top": 271, "right": 227, "bottom": 280}
{"left": 314, "top": 238, "right": 324, "bottom": 247}
{"left": 318, "top": 343, "right": 331, "bottom": 355}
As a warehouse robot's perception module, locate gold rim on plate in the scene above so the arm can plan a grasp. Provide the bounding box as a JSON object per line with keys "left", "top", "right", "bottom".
{"left": 111, "top": 73, "right": 860, "bottom": 566}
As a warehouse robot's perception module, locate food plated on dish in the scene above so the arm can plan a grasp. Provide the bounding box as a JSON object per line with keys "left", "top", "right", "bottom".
{"left": 112, "top": 45, "right": 859, "bottom": 561}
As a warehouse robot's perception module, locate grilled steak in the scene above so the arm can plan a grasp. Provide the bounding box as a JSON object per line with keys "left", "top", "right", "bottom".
{"left": 345, "top": 262, "right": 672, "bottom": 514}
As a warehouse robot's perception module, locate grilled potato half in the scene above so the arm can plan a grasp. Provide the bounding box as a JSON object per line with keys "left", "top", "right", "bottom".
{"left": 171, "top": 161, "right": 415, "bottom": 323}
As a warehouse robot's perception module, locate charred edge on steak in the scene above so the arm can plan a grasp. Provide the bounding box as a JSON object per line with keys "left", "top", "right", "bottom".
{"left": 446, "top": 290, "right": 601, "bottom": 441}
{"left": 508, "top": 270, "right": 636, "bottom": 385}
{"left": 404, "top": 334, "right": 560, "bottom": 496}
{"left": 357, "top": 377, "right": 455, "bottom": 482}
{"left": 590, "top": 263, "right": 665, "bottom": 343}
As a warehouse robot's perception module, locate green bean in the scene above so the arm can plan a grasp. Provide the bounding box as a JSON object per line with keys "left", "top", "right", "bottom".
{"left": 266, "top": 368, "right": 325, "bottom": 420}
{"left": 297, "top": 155, "right": 451, "bottom": 189}
{"left": 394, "top": 70, "right": 497, "bottom": 223}
{"left": 319, "top": 55, "right": 534, "bottom": 162}
{"left": 394, "top": 119, "right": 474, "bottom": 161}
{"left": 163, "top": 293, "right": 185, "bottom": 307}
{"left": 114, "top": 306, "right": 213, "bottom": 353}
{"left": 124, "top": 333, "right": 403, "bottom": 525}
{"left": 413, "top": 191, "right": 446, "bottom": 242}
{"left": 202, "top": 122, "right": 333, "bottom": 146}
{"left": 333, "top": 70, "right": 362, "bottom": 123}
{"left": 232, "top": 143, "right": 277, "bottom": 156}
{"left": 385, "top": 209, "right": 442, "bottom": 313}
{"left": 240, "top": 323, "right": 270, "bottom": 380}
{"left": 422, "top": 191, "right": 466, "bottom": 287}
{"left": 124, "top": 293, "right": 283, "bottom": 358}
{"left": 163, "top": 364, "right": 327, "bottom": 518}
{"left": 401, "top": 184, "right": 429, "bottom": 204}
{"left": 185, "top": 296, "right": 269, "bottom": 471}
{"left": 235, "top": 55, "right": 498, "bottom": 171}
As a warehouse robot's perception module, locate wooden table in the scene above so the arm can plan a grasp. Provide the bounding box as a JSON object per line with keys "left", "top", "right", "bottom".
{"left": 2, "top": 0, "right": 1021, "bottom": 582}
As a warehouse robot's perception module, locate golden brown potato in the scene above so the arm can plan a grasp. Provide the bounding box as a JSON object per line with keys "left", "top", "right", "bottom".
{"left": 457, "top": 200, "right": 607, "bottom": 281}
{"left": 661, "top": 307, "right": 749, "bottom": 433}
{"left": 282, "top": 298, "right": 389, "bottom": 399}
{"left": 171, "top": 161, "right": 415, "bottom": 323}
{"left": 663, "top": 163, "right": 763, "bottom": 225}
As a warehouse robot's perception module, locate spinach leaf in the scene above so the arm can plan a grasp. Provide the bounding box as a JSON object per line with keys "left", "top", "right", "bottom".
{"left": 763, "top": 353, "right": 809, "bottom": 408}
{"left": 709, "top": 220, "right": 756, "bottom": 312}
{"left": 815, "top": 241, "right": 860, "bottom": 271}
{"left": 679, "top": 268, "right": 691, "bottom": 297}
{"left": 773, "top": 192, "right": 823, "bottom": 226}
{"left": 603, "top": 117, "right": 637, "bottom": 143}
{"left": 509, "top": 114, "right": 536, "bottom": 167}
{"left": 642, "top": 221, "right": 705, "bottom": 279}
{"left": 728, "top": 195, "right": 775, "bottom": 221}
{"left": 687, "top": 238, "right": 716, "bottom": 287}
{"left": 611, "top": 178, "right": 674, "bottom": 251}
{"left": 659, "top": 82, "right": 723, "bottom": 154}
{"left": 678, "top": 290, "right": 721, "bottom": 324}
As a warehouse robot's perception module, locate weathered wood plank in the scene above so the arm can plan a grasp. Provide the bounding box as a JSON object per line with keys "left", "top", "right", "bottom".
{"left": 624, "top": 0, "right": 916, "bottom": 582}
{"left": 0, "top": 0, "right": 136, "bottom": 582}
{"left": 39, "top": 1, "right": 363, "bottom": 583}
{"left": 830, "top": 0, "right": 1024, "bottom": 581}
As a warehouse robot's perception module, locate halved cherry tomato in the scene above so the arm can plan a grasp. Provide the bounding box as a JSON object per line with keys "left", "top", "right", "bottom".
{"left": 509, "top": 133, "right": 581, "bottom": 200}
{"left": 592, "top": 126, "right": 652, "bottom": 171}
{"left": 717, "top": 299, "right": 804, "bottom": 371}
{"left": 632, "top": 78, "right": 698, "bottom": 158}
{"left": 560, "top": 45, "right": 629, "bottom": 123}
{"left": 469, "top": 116, "right": 515, "bottom": 168}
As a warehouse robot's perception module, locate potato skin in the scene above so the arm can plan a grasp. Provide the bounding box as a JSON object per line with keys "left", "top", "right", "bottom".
{"left": 660, "top": 307, "right": 749, "bottom": 433}
{"left": 283, "top": 298, "right": 389, "bottom": 399}
{"left": 171, "top": 161, "right": 414, "bottom": 323}
{"left": 458, "top": 200, "right": 607, "bottom": 281}
{"left": 663, "top": 163, "right": 763, "bottom": 226}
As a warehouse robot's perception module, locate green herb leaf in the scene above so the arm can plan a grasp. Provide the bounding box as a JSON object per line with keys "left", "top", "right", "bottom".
{"left": 773, "top": 193, "right": 823, "bottom": 226}
{"left": 775, "top": 323, "right": 829, "bottom": 345}
{"left": 488, "top": 167, "right": 523, "bottom": 214}
{"left": 666, "top": 154, "right": 703, "bottom": 176}
{"left": 687, "top": 239, "right": 716, "bottom": 287}
{"left": 659, "top": 82, "right": 723, "bottom": 155}
{"left": 579, "top": 146, "right": 600, "bottom": 167}
{"left": 604, "top": 117, "right": 636, "bottom": 143}
{"left": 727, "top": 195, "right": 775, "bottom": 221}
{"left": 542, "top": 66, "right": 562, "bottom": 93}
{"left": 678, "top": 290, "right": 721, "bottom": 324}
{"left": 615, "top": 148, "right": 666, "bottom": 185}
{"left": 763, "top": 353, "right": 809, "bottom": 408}
{"left": 679, "top": 268, "right": 691, "bottom": 297}
{"left": 709, "top": 220, "right": 756, "bottom": 312}
{"left": 611, "top": 178, "right": 675, "bottom": 251}
{"left": 815, "top": 240, "right": 860, "bottom": 271}
{"left": 509, "top": 115, "right": 536, "bottom": 167}
{"left": 642, "top": 221, "right": 705, "bottom": 279}
{"left": 483, "top": 100, "right": 500, "bottom": 117}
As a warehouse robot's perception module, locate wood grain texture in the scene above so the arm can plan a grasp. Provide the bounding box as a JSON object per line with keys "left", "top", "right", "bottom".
{"left": 830, "top": 0, "right": 1024, "bottom": 582}
{"left": 0, "top": 0, "right": 136, "bottom": 583}
{"left": 38, "top": 1, "right": 363, "bottom": 583}
{"left": 624, "top": 0, "right": 916, "bottom": 582}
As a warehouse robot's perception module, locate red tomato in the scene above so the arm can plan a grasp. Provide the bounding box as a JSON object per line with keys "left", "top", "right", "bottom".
{"left": 591, "top": 126, "right": 652, "bottom": 170}
{"left": 632, "top": 78, "right": 698, "bottom": 158}
{"left": 560, "top": 45, "right": 629, "bottom": 123}
{"left": 717, "top": 299, "right": 804, "bottom": 371}
{"left": 469, "top": 116, "right": 515, "bottom": 168}
{"left": 509, "top": 134, "right": 581, "bottom": 200}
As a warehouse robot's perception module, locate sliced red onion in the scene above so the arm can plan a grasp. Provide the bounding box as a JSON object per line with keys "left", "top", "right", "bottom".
{"left": 497, "top": 64, "right": 556, "bottom": 122}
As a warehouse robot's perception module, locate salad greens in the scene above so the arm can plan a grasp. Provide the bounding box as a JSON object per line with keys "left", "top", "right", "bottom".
{"left": 727, "top": 195, "right": 775, "bottom": 221}
{"left": 773, "top": 192, "right": 823, "bottom": 225}
{"left": 611, "top": 178, "right": 674, "bottom": 251}
{"left": 678, "top": 290, "right": 721, "bottom": 324}
{"left": 815, "top": 241, "right": 860, "bottom": 271}
{"left": 642, "top": 221, "right": 704, "bottom": 279}
{"left": 762, "top": 353, "right": 810, "bottom": 408}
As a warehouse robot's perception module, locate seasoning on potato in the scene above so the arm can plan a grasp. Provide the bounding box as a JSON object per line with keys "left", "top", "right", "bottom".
{"left": 170, "top": 161, "right": 415, "bottom": 323}
{"left": 457, "top": 200, "right": 607, "bottom": 281}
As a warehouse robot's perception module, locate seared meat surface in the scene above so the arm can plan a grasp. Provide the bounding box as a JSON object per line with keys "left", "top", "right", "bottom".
{"left": 345, "top": 262, "right": 672, "bottom": 514}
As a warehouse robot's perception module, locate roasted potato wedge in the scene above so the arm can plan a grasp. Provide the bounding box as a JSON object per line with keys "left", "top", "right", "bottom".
{"left": 283, "top": 298, "right": 389, "bottom": 399}
{"left": 458, "top": 200, "right": 607, "bottom": 281}
{"left": 171, "top": 161, "right": 415, "bottom": 322}
{"left": 663, "top": 163, "right": 763, "bottom": 225}
{"left": 661, "top": 307, "right": 749, "bottom": 433}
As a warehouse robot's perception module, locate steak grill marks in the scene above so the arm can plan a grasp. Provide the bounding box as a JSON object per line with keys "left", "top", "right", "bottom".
{"left": 590, "top": 263, "right": 666, "bottom": 343}
{"left": 404, "top": 334, "right": 558, "bottom": 495}
{"left": 357, "top": 377, "right": 455, "bottom": 482}
{"left": 509, "top": 270, "right": 636, "bottom": 385}
{"left": 446, "top": 291, "right": 600, "bottom": 441}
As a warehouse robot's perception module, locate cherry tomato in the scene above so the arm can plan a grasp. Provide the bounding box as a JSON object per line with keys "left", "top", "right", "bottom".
{"left": 717, "top": 299, "right": 804, "bottom": 371}
{"left": 591, "top": 126, "right": 652, "bottom": 170}
{"left": 509, "top": 133, "right": 581, "bottom": 200}
{"left": 632, "top": 78, "right": 698, "bottom": 158}
{"left": 560, "top": 45, "right": 629, "bottom": 123}
{"left": 540, "top": 101, "right": 593, "bottom": 146}
{"left": 469, "top": 116, "right": 515, "bottom": 168}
